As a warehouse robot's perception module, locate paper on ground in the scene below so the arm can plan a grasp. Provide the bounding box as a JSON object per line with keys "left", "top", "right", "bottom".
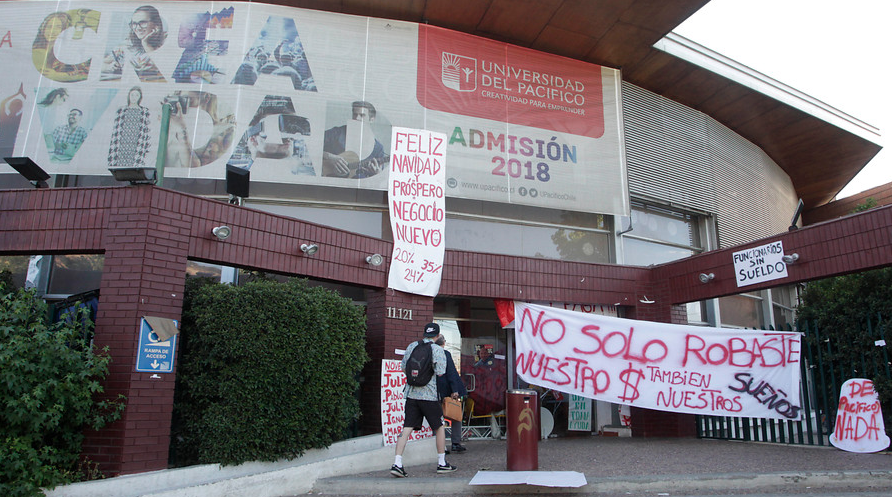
{"left": 469, "top": 471, "right": 587, "bottom": 487}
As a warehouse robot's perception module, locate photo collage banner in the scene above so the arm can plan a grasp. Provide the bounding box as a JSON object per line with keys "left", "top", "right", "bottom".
{"left": 0, "top": 1, "right": 628, "bottom": 216}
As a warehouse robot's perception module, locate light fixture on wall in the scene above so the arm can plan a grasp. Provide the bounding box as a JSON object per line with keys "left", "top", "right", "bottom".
{"left": 226, "top": 164, "right": 249, "bottom": 205}
{"left": 782, "top": 253, "right": 799, "bottom": 264}
{"left": 109, "top": 165, "right": 157, "bottom": 185}
{"left": 366, "top": 253, "right": 384, "bottom": 266}
{"left": 698, "top": 273, "right": 715, "bottom": 283}
{"left": 212, "top": 226, "right": 232, "bottom": 241}
{"left": 5, "top": 157, "right": 50, "bottom": 188}
{"left": 300, "top": 243, "right": 319, "bottom": 255}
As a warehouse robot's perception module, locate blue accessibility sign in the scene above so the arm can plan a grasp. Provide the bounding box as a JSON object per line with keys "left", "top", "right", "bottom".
{"left": 135, "top": 317, "right": 178, "bottom": 373}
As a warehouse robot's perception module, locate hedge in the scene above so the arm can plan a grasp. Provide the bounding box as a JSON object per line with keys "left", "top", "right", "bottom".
{"left": 0, "top": 276, "right": 124, "bottom": 496}
{"left": 172, "top": 277, "right": 369, "bottom": 466}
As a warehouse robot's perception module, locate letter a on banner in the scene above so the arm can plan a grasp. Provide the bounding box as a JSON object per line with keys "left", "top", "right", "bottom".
{"left": 387, "top": 126, "right": 447, "bottom": 296}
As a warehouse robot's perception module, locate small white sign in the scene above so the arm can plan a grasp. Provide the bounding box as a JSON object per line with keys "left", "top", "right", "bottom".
{"left": 567, "top": 394, "right": 592, "bottom": 431}
{"left": 733, "top": 240, "right": 789, "bottom": 287}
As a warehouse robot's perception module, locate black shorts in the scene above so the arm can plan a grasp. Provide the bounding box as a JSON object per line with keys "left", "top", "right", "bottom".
{"left": 404, "top": 398, "right": 444, "bottom": 431}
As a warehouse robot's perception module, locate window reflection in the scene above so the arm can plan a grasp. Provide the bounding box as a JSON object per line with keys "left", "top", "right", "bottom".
{"left": 623, "top": 237, "right": 693, "bottom": 266}
{"left": 47, "top": 254, "right": 104, "bottom": 295}
{"left": 718, "top": 293, "right": 764, "bottom": 328}
{"left": 622, "top": 202, "right": 702, "bottom": 267}
{"left": 0, "top": 255, "right": 30, "bottom": 289}
{"left": 447, "top": 217, "right": 609, "bottom": 263}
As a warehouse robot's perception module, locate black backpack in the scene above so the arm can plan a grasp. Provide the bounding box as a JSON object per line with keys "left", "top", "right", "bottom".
{"left": 405, "top": 340, "right": 434, "bottom": 386}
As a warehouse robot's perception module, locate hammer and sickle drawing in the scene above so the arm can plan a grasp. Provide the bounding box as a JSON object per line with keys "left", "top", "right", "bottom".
{"left": 517, "top": 406, "right": 534, "bottom": 437}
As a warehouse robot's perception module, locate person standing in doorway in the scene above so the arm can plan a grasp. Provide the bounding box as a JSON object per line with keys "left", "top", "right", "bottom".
{"left": 391, "top": 322, "right": 457, "bottom": 477}
{"left": 435, "top": 334, "right": 468, "bottom": 454}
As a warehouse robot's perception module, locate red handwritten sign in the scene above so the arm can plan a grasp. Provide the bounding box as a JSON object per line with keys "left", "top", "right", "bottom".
{"left": 387, "top": 127, "right": 447, "bottom": 297}
{"left": 514, "top": 302, "right": 803, "bottom": 421}
{"left": 381, "top": 359, "right": 432, "bottom": 446}
{"left": 830, "top": 378, "right": 890, "bottom": 453}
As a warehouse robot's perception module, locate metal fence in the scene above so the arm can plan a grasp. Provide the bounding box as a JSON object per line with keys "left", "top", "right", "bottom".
{"left": 697, "top": 315, "right": 889, "bottom": 446}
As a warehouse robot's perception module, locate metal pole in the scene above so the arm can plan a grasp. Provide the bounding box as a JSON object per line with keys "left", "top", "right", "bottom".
{"left": 155, "top": 103, "right": 171, "bottom": 186}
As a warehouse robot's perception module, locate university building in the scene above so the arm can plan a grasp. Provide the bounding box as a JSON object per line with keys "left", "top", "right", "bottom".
{"left": 1, "top": 0, "right": 889, "bottom": 476}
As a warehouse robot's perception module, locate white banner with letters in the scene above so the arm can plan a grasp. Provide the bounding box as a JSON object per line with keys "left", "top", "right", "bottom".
{"left": 387, "top": 127, "right": 446, "bottom": 296}
{"left": 514, "top": 302, "right": 803, "bottom": 421}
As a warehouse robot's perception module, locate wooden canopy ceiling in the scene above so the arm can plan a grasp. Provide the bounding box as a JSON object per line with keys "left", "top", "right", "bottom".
{"left": 252, "top": 0, "right": 881, "bottom": 208}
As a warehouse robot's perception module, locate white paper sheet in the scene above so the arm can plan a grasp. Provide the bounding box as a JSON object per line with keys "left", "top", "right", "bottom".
{"left": 469, "top": 471, "right": 587, "bottom": 487}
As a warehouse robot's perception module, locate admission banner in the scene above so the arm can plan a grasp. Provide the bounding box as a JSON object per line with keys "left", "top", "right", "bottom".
{"left": 514, "top": 302, "right": 803, "bottom": 421}
{"left": 0, "top": 1, "right": 626, "bottom": 216}
{"left": 387, "top": 127, "right": 446, "bottom": 296}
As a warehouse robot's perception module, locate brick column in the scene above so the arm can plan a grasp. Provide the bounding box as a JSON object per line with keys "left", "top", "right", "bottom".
{"left": 82, "top": 187, "right": 190, "bottom": 476}
{"left": 360, "top": 289, "right": 433, "bottom": 434}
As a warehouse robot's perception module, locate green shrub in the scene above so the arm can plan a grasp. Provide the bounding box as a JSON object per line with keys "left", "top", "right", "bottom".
{"left": 0, "top": 287, "right": 124, "bottom": 497}
{"left": 172, "top": 278, "right": 368, "bottom": 466}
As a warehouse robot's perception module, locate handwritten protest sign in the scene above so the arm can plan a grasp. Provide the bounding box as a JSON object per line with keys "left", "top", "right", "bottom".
{"left": 567, "top": 395, "right": 591, "bottom": 431}
{"left": 381, "top": 359, "right": 432, "bottom": 446}
{"left": 514, "top": 302, "right": 803, "bottom": 421}
{"left": 830, "top": 378, "right": 890, "bottom": 453}
{"left": 733, "top": 240, "right": 789, "bottom": 287}
{"left": 387, "top": 127, "right": 447, "bottom": 297}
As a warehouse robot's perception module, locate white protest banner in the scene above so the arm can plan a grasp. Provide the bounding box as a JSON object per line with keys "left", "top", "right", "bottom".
{"left": 733, "top": 240, "right": 789, "bottom": 287}
{"left": 513, "top": 302, "right": 803, "bottom": 421}
{"left": 387, "top": 127, "right": 447, "bottom": 296}
{"left": 381, "top": 359, "right": 432, "bottom": 446}
{"left": 830, "top": 378, "right": 890, "bottom": 453}
{"left": 567, "top": 394, "right": 592, "bottom": 431}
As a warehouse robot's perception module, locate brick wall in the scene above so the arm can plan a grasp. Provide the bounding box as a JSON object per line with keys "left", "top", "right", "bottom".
{"left": 3, "top": 186, "right": 892, "bottom": 474}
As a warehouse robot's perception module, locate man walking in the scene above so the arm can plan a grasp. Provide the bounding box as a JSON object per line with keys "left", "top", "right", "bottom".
{"left": 436, "top": 334, "right": 468, "bottom": 453}
{"left": 391, "top": 322, "right": 457, "bottom": 477}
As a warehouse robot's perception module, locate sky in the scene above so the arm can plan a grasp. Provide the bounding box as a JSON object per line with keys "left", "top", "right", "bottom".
{"left": 674, "top": 0, "right": 891, "bottom": 199}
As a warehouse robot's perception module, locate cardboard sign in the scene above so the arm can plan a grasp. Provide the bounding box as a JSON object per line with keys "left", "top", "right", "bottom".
{"left": 381, "top": 359, "right": 432, "bottom": 446}
{"left": 733, "top": 241, "right": 789, "bottom": 287}
{"left": 830, "top": 378, "right": 890, "bottom": 453}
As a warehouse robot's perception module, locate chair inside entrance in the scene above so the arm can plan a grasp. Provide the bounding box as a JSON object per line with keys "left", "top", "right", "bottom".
{"left": 461, "top": 373, "right": 506, "bottom": 439}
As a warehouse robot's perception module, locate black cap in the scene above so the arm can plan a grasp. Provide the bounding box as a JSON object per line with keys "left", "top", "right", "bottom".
{"left": 423, "top": 322, "right": 440, "bottom": 337}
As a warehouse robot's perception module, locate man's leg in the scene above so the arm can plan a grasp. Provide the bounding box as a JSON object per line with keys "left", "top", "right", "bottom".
{"left": 391, "top": 427, "right": 413, "bottom": 477}
{"left": 451, "top": 419, "right": 464, "bottom": 447}
{"left": 435, "top": 424, "right": 447, "bottom": 455}
{"left": 394, "top": 426, "right": 413, "bottom": 456}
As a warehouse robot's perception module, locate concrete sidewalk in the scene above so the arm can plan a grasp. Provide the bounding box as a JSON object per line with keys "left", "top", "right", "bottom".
{"left": 312, "top": 436, "right": 892, "bottom": 495}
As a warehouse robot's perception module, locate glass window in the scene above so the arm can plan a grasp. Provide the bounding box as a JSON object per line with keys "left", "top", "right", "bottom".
{"left": 0, "top": 255, "right": 31, "bottom": 289}
{"left": 623, "top": 237, "right": 695, "bottom": 266}
{"left": 622, "top": 201, "right": 703, "bottom": 267}
{"left": 771, "top": 285, "right": 798, "bottom": 330}
{"left": 446, "top": 217, "right": 610, "bottom": 263}
{"left": 630, "top": 203, "right": 700, "bottom": 246}
{"left": 254, "top": 203, "right": 385, "bottom": 238}
{"left": 686, "top": 301, "right": 707, "bottom": 325}
{"left": 718, "top": 293, "right": 764, "bottom": 329}
{"left": 187, "top": 260, "right": 223, "bottom": 280}
{"left": 47, "top": 255, "right": 104, "bottom": 296}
